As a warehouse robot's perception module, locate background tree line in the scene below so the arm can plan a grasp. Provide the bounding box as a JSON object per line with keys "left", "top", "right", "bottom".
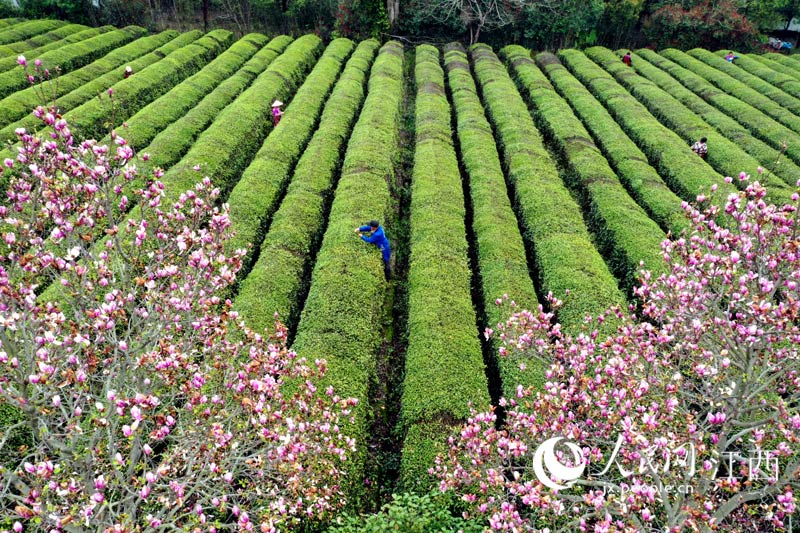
{"left": 1, "top": 0, "right": 799, "bottom": 59}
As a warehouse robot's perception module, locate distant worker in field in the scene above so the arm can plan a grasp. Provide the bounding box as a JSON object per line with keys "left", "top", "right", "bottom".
{"left": 691, "top": 137, "right": 708, "bottom": 159}
{"left": 123, "top": 65, "right": 133, "bottom": 78}
{"left": 271, "top": 100, "right": 284, "bottom": 127}
{"left": 725, "top": 51, "right": 738, "bottom": 63}
{"left": 622, "top": 51, "right": 632, "bottom": 66}
{"left": 355, "top": 220, "right": 392, "bottom": 281}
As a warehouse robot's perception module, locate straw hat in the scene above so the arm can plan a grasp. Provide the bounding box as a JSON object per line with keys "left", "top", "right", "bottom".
{"left": 271, "top": 100, "right": 283, "bottom": 107}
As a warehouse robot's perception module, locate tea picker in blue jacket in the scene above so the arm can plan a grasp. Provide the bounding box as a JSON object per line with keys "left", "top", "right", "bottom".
{"left": 354, "top": 220, "right": 391, "bottom": 280}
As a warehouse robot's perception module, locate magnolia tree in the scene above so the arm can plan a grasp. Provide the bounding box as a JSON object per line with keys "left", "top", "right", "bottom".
{"left": 0, "top": 76, "right": 357, "bottom": 531}
{"left": 436, "top": 177, "right": 800, "bottom": 532}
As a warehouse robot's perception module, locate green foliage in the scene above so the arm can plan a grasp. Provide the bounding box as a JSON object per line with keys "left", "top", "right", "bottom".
{"left": 0, "top": 25, "right": 146, "bottom": 99}
{"left": 17, "top": 0, "right": 98, "bottom": 25}
{"left": 233, "top": 39, "right": 378, "bottom": 334}
{"left": 0, "top": 30, "right": 181, "bottom": 133}
{"left": 518, "top": 0, "right": 604, "bottom": 50}
{"left": 109, "top": 32, "right": 271, "bottom": 152}
{"left": 334, "top": 0, "right": 389, "bottom": 39}
{"left": 442, "top": 43, "right": 540, "bottom": 395}
{"left": 0, "top": 25, "right": 109, "bottom": 72}
{"left": 658, "top": 47, "right": 800, "bottom": 167}
{"left": 0, "top": 402, "right": 32, "bottom": 470}
{"left": 0, "top": 22, "right": 87, "bottom": 55}
{"left": 470, "top": 43, "right": 625, "bottom": 334}
{"left": 584, "top": 46, "right": 793, "bottom": 204}
{"left": 629, "top": 48, "right": 800, "bottom": 189}
{"left": 0, "top": 30, "right": 199, "bottom": 163}
{"left": 291, "top": 40, "right": 404, "bottom": 504}
{"left": 503, "top": 45, "right": 667, "bottom": 291}
{"left": 597, "top": 0, "right": 645, "bottom": 48}
{"left": 642, "top": 0, "right": 759, "bottom": 51}
{"left": 225, "top": 37, "right": 354, "bottom": 274}
{"left": 154, "top": 33, "right": 322, "bottom": 206}
{"left": 747, "top": 52, "right": 800, "bottom": 82}
{"left": 328, "top": 490, "right": 483, "bottom": 532}
{"left": 129, "top": 35, "right": 292, "bottom": 175}
{"left": 689, "top": 47, "right": 800, "bottom": 116}
{"left": 535, "top": 51, "right": 688, "bottom": 237}
{"left": 60, "top": 29, "right": 233, "bottom": 141}
{"left": 399, "top": 44, "right": 489, "bottom": 489}
{"left": 558, "top": 49, "right": 731, "bottom": 203}
{"left": 0, "top": 18, "right": 64, "bottom": 44}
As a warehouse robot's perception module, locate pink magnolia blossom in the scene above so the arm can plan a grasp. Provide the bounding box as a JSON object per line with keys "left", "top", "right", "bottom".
{"left": 438, "top": 180, "right": 800, "bottom": 532}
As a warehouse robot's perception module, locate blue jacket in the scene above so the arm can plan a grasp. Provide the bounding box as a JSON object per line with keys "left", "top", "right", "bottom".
{"left": 359, "top": 225, "right": 391, "bottom": 263}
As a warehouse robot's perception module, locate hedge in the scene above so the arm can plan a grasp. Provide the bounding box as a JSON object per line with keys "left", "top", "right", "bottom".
{"left": 748, "top": 53, "right": 800, "bottom": 82}
{"left": 471, "top": 43, "right": 626, "bottom": 334}
{"left": 713, "top": 50, "right": 800, "bottom": 100}
{"left": 535, "top": 52, "right": 687, "bottom": 238}
{"left": 0, "top": 30, "right": 182, "bottom": 132}
{"left": 442, "top": 43, "right": 540, "bottom": 396}
{"left": 399, "top": 44, "right": 490, "bottom": 491}
{"left": 154, "top": 34, "right": 322, "bottom": 207}
{"left": 0, "top": 26, "right": 110, "bottom": 73}
{"left": 629, "top": 49, "right": 800, "bottom": 191}
{"left": 60, "top": 29, "right": 233, "bottom": 142}
{"left": 583, "top": 47, "right": 793, "bottom": 204}
{"left": 0, "top": 19, "right": 65, "bottom": 45}
{"left": 637, "top": 49, "right": 800, "bottom": 172}
{"left": 106, "top": 32, "right": 271, "bottom": 153}
{"left": 0, "top": 18, "right": 25, "bottom": 28}
{"left": 232, "top": 39, "right": 378, "bottom": 334}
{"left": 291, "top": 40, "right": 403, "bottom": 505}
{"left": 0, "top": 25, "right": 147, "bottom": 99}
{"left": 687, "top": 48, "right": 800, "bottom": 117}
{"left": 758, "top": 52, "right": 800, "bottom": 80}
{"left": 661, "top": 49, "right": 800, "bottom": 139}
{"left": 505, "top": 45, "right": 667, "bottom": 292}
{"left": 558, "top": 49, "right": 733, "bottom": 205}
{"left": 223, "top": 38, "right": 355, "bottom": 273}
{"left": 0, "top": 22, "right": 89, "bottom": 56}
{"left": 0, "top": 30, "right": 202, "bottom": 194}
{"left": 36, "top": 35, "right": 319, "bottom": 309}
{"left": 127, "top": 35, "right": 292, "bottom": 176}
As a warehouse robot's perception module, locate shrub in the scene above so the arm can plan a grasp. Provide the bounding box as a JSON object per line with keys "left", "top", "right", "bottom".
{"left": 0, "top": 22, "right": 87, "bottom": 56}
{"left": 758, "top": 52, "right": 800, "bottom": 79}
{"left": 0, "top": 25, "right": 146, "bottom": 98}
{"left": 584, "top": 46, "right": 794, "bottom": 204}
{"left": 61, "top": 29, "right": 233, "bottom": 141}
{"left": 0, "top": 30, "right": 181, "bottom": 131}
{"left": 106, "top": 32, "right": 271, "bottom": 152}
{"left": 647, "top": 48, "right": 800, "bottom": 168}
{"left": 398, "top": 43, "right": 489, "bottom": 490}
{"left": 291, "top": 40, "right": 404, "bottom": 504}
{"left": 127, "top": 35, "right": 293, "bottom": 175}
{"left": 0, "top": 25, "right": 109, "bottom": 73}
{"left": 0, "top": 18, "right": 64, "bottom": 45}
{"left": 504, "top": 45, "right": 667, "bottom": 290}
{"left": 748, "top": 53, "right": 800, "bottom": 82}
{"left": 661, "top": 48, "right": 800, "bottom": 140}
{"left": 534, "top": 52, "right": 688, "bottom": 237}
{"left": 558, "top": 49, "right": 736, "bottom": 204}
{"left": 629, "top": 48, "right": 800, "bottom": 189}
{"left": 232, "top": 39, "right": 379, "bottom": 334}
{"left": 443, "top": 43, "right": 540, "bottom": 395}
{"left": 224, "top": 37, "right": 355, "bottom": 272}
{"left": 715, "top": 50, "right": 800, "bottom": 100}
{"left": 688, "top": 47, "right": 800, "bottom": 117}
{"left": 642, "top": 0, "right": 758, "bottom": 50}
{"left": 470, "top": 43, "right": 625, "bottom": 334}
{"left": 328, "top": 491, "right": 483, "bottom": 533}
{"left": 154, "top": 34, "right": 323, "bottom": 206}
